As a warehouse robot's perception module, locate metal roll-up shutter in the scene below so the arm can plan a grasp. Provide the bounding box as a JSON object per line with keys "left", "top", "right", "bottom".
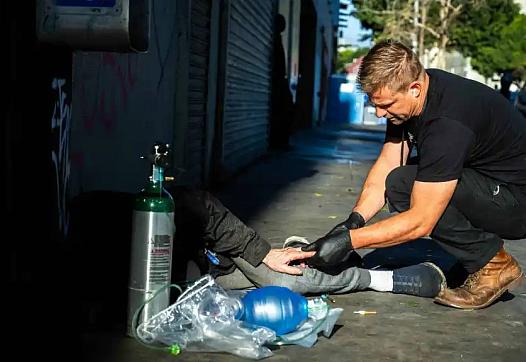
{"left": 186, "top": 0, "right": 211, "bottom": 184}
{"left": 222, "top": 0, "right": 274, "bottom": 171}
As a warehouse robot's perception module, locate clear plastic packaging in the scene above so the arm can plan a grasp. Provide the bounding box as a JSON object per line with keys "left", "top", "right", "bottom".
{"left": 135, "top": 275, "right": 343, "bottom": 359}
{"left": 136, "top": 275, "right": 275, "bottom": 359}
{"left": 272, "top": 298, "right": 343, "bottom": 348}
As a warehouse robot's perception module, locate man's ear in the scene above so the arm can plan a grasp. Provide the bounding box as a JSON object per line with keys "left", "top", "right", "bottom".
{"left": 409, "top": 82, "right": 421, "bottom": 97}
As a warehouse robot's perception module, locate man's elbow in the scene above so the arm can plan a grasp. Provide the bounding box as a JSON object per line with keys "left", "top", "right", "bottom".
{"left": 416, "top": 224, "right": 434, "bottom": 238}
{"left": 409, "top": 214, "right": 437, "bottom": 239}
{"left": 406, "top": 225, "right": 431, "bottom": 240}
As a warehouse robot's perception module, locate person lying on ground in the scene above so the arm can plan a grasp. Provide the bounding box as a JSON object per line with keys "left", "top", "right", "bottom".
{"left": 169, "top": 187, "right": 445, "bottom": 299}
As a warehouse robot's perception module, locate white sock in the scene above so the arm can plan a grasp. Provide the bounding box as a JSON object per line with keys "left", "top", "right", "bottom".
{"left": 368, "top": 270, "right": 394, "bottom": 292}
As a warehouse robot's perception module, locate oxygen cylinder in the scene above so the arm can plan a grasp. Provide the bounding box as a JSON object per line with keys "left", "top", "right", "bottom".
{"left": 127, "top": 144, "right": 175, "bottom": 336}
{"left": 238, "top": 286, "right": 308, "bottom": 336}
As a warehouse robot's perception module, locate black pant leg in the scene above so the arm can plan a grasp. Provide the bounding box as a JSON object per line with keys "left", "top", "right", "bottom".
{"left": 384, "top": 165, "right": 417, "bottom": 213}
{"left": 385, "top": 166, "right": 526, "bottom": 273}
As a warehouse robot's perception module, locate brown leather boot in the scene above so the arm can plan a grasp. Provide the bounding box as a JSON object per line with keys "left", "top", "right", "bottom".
{"left": 435, "top": 247, "right": 524, "bottom": 309}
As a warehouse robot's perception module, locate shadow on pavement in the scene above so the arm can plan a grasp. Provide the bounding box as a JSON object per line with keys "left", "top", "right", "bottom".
{"left": 214, "top": 153, "right": 320, "bottom": 222}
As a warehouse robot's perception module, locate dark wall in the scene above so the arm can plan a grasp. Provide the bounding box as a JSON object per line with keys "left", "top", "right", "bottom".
{"left": 4, "top": 1, "right": 78, "bottom": 359}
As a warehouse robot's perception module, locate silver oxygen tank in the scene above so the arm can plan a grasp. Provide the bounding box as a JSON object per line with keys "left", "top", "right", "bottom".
{"left": 127, "top": 143, "right": 175, "bottom": 336}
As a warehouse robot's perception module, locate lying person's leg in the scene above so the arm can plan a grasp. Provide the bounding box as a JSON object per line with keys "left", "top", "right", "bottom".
{"left": 219, "top": 256, "right": 370, "bottom": 294}
{"left": 216, "top": 255, "right": 446, "bottom": 298}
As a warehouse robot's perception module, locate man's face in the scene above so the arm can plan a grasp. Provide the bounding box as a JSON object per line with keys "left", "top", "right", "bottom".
{"left": 370, "top": 86, "right": 416, "bottom": 125}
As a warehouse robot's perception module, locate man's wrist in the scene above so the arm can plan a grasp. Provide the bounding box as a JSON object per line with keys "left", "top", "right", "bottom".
{"left": 346, "top": 211, "right": 365, "bottom": 229}
{"left": 346, "top": 229, "right": 354, "bottom": 250}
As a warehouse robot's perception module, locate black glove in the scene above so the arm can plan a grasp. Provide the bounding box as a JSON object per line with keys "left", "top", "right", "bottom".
{"left": 301, "top": 229, "right": 354, "bottom": 268}
{"left": 326, "top": 211, "right": 365, "bottom": 236}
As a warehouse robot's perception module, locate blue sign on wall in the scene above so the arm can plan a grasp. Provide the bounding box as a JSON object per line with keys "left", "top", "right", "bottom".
{"left": 56, "top": 0, "right": 116, "bottom": 7}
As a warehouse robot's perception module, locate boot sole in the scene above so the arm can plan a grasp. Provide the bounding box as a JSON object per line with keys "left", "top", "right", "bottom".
{"left": 435, "top": 272, "right": 525, "bottom": 310}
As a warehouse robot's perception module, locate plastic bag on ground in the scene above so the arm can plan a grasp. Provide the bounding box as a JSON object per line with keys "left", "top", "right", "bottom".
{"left": 136, "top": 275, "right": 275, "bottom": 359}
{"left": 273, "top": 298, "right": 343, "bottom": 348}
{"left": 135, "top": 275, "right": 343, "bottom": 359}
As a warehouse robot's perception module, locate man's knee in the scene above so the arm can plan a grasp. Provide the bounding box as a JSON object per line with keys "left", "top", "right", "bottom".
{"left": 385, "top": 166, "right": 415, "bottom": 194}
{"left": 385, "top": 166, "right": 416, "bottom": 210}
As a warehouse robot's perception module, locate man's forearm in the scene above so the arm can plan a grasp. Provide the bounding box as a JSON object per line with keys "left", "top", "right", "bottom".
{"left": 352, "top": 141, "right": 409, "bottom": 222}
{"left": 353, "top": 182, "right": 387, "bottom": 222}
{"left": 352, "top": 179, "right": 457, "bottom": 249}
{"left": 351, "top": 208, "right": 430, "bottom": 249}
{"left": 353, "top": 158, "right": 397, "bottom": 222}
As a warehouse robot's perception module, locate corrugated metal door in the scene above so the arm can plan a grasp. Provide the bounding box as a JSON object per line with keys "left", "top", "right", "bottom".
{"left": 222, "top": 0, "right": 274, "bottom": 171}
{"left": 186, "top": 0, "right": 211, "bottom": 184}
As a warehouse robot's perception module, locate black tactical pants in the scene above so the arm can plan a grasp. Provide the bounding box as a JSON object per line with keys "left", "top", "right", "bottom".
{"left": 385, "top": 166, "right": 526, "bottom": 273}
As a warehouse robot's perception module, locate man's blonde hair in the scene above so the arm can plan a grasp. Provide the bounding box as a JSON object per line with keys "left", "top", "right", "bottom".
{"left": 357, "top": 40, "right": 424, "bottom": 95}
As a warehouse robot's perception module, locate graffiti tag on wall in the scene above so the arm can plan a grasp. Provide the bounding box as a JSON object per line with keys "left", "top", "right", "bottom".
{"left": 51, "top": 78, "right": 71, "bottom": 237}
{"left": 79, "top": 54, "right": 141, "bottom": 133}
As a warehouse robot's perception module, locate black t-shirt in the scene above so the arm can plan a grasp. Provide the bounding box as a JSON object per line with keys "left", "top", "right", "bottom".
{"left": 386, "top": 69, "right": 526, "bottom": 188}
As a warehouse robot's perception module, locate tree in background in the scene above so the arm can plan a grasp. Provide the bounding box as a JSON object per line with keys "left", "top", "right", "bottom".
{"left": 352, "top": 0, "right": 415, "bottom": 46}
{"left": 336, "top": 47, "right": 370, "bottom": 73}
{"left": 352, "top": 0, "right": 468, "bottom": 67}
{"left": 451, "top": 3, "right": 526, "bottom": 79}
{"left": 351, "top": 0, "right": 525, "bottom": 78}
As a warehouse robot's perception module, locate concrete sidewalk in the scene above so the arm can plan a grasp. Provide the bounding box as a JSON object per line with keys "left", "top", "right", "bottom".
{"left": 82, "top": 125, "right": 526, "bottom": 361}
